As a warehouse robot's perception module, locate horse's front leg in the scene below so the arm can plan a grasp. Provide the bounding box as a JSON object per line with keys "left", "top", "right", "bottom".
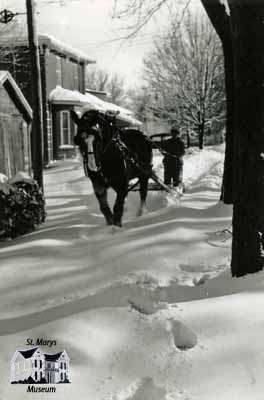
{"left": 94, "top": 185, "right": 113, "bottom": 226}
{"left": 113, "top": 191, "right": 127, "bottom": 227}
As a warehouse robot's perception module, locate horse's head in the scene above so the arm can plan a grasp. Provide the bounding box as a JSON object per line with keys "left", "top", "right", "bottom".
{"left": 71, "top": 109, "right": 100, "bottom": 134}
{"left": 71, "top": 110, "right": 103, "bottom": 173}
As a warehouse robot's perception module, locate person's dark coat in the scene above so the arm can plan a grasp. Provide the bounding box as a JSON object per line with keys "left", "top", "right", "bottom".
{"left": 162, "top": 137, "right": 185, "bottom": 165}
{"left": 162, "top": 136, "right": 185, "bottom": 186}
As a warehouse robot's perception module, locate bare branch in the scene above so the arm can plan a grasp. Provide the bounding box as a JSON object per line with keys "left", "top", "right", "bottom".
{"left": 138, "top": 8, "right": 225, "bottom": 139}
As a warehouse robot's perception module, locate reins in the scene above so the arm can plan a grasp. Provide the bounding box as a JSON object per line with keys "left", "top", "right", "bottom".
{"left": 101, "top": 125, "right": 173, "bottom": 194}
{"left": 80, "top": 114, "right": 180, "bottom": 194}
{"left": 144, "top": 135, "right": 184, "bottom": 159}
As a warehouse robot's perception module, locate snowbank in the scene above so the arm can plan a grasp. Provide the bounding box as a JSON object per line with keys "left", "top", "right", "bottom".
{"left": 2, "top": 147, "right": 263, "bottom": 400}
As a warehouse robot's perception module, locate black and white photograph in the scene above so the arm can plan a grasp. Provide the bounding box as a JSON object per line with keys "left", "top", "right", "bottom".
{"left": 0, "top": 0, "right": 263, "bottom": 398}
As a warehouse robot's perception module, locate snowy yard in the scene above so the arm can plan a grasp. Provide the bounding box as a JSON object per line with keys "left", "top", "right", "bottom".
{"left": 1, "top": 146, "right": 264, "bottom": 400}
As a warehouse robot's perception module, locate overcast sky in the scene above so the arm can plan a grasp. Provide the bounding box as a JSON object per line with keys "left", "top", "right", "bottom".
{"left": 1, "top": 0, "right": 204, "bottom": 88}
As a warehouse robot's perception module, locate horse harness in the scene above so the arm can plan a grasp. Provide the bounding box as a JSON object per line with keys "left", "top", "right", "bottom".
{"left": 80, "top": 128, "right": 149, "bottom": 193}
{"left": 80, "top": 126, "right": 181, "bottom": 194}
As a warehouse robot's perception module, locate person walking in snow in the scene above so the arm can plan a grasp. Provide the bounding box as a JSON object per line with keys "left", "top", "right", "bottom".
{"left": 162, "top": 127, "right": 185, "bottom": 188}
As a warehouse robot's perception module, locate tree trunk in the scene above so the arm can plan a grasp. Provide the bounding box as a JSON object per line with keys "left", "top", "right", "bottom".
{"left": 231, "top": 1, "right": 264, "bottom": 276}
{"left": 187, "top": 131, "right": 191, "bottom": 148}
{"left": 201, "top": 0, "right": 264, "bottom": 276}
{"left": 220, "top": 38, "right": 234, "bottom": 204}
{"left": 200, "top": 0, "right": 234, "bottom": 204}
{"left": 198, "top": 123, "right": 204, "bottom": 150}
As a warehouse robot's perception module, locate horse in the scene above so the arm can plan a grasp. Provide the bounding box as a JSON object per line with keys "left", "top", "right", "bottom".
{"left": 71, "top": 109, "right": 153, "bottom": 227}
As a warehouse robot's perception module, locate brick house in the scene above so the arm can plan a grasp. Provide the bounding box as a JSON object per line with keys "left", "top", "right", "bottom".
{"left": 0, "top": 34, "right": 95, "bottom": 163}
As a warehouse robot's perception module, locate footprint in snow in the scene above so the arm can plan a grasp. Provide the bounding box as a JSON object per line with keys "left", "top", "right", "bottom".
{"left": 119, "top": 377, "right": 167, "bottom": 400}
{"left": 128, "top": 298, "right": 165, "bottom": 315}
{"left": 166, "top": 319, "right": 197, "bottom": 350}
{"left": 193, "top": 274, "right": 211, "bottom": 286}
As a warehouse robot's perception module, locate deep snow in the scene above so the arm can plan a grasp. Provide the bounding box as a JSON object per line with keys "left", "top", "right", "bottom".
{"left": 1, "top": 146, "right": 264, "bottom": 400}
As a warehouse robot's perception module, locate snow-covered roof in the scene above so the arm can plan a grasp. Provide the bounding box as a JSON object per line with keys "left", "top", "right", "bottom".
{"left": 9, "top": 171, "right": 35, "bottom": 185}
{"left": 49, "top": 86, "right": 142, "bottom": 127}
{"left": 38, "top": 34, "right": 95, "bottom": 64}
{"left": 102, "top": 101, "right": 134, "bottom": 117}
{"left": 86, "top": 89, "right": 110, "bottom": 97}
{"left": 0, "top": 34, "right": 95, "bottom": 65}
{"left": 0, "top": 71, "right": 33, "bottom": 122}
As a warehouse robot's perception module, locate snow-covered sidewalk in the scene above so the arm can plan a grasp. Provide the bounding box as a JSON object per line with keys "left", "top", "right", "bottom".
{"left": 1, "top": 146, "right": 264, "bottom": 400}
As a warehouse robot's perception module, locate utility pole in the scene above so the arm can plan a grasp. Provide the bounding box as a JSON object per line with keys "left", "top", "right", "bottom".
{"left": 26, "top": 0, "right": 44, "bottom": 190}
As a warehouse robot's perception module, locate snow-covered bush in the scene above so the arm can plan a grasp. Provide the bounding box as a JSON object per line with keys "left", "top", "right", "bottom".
{"left": 0, "top": 174, "right": 46, "bottom": 240}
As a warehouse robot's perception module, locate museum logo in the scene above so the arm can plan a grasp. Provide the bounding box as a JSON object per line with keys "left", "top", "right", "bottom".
{"left": 10, "top": 346, "right": 70, "bottom": 385}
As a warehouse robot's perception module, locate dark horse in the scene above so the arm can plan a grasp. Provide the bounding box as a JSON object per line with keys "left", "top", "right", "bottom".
{"left": 71, "top": 109, "right": 153, "bottom": 227}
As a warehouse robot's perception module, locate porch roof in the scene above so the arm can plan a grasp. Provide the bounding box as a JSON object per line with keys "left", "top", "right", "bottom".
{"left": 49, "top": 86, "right": 142, "bottom": 127}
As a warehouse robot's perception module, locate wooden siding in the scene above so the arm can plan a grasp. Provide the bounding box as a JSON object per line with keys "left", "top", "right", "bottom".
{"left": 0, "top": 88, "right": 31, "bottom": 177}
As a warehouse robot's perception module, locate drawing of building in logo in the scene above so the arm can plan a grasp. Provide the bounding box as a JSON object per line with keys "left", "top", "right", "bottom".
{"left": 10, "top": 347, "right": 70, "bottom": 384}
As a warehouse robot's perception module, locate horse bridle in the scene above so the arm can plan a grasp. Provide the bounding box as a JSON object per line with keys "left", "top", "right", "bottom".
{"left": 78, "top": 113, "right": 142, "bottom": 179}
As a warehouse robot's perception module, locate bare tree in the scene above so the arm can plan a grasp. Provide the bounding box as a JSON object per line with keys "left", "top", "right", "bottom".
{"left": 127, "top": 86, "right": 151, "bottom": 122}
{"left": 112, "top": 0, "right": 189, "bottom": 38}
{"left": 114, "top": 0, "right": 264, "bottom": 278}
{"left": 0, "top": 20, "right": 30, "bottom": 93}
{"left": 86, "top": 67, "right": 109, "bottom": 91}
{"left": 107, "top": 73, "right": 127, "bottom": 105}
{"left": 86, "top": 66, "right": 127, "bottom": 105}
{"left": 142, "top": 11, "right": 225, "bottom": 148}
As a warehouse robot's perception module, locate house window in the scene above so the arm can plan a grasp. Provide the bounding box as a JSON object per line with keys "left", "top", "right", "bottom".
{"left": 35, "top": 371, "right": 37, "bottom": 381}
{"left": 60, "top": 110, "right": 71, "bottom": 145}
{"left": 61, "top": 372, "right": 63, "bottom": 381}
{"left": 56, "top": 56, "right": 62, "bottom": 86}
{"left": 40, "top": 360, "right": 42, "bottom": 368}
{"left": 35, "top": 360, "right": 37, "bottom": 368}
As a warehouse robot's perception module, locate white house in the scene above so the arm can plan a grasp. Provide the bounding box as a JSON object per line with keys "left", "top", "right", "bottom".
{"left": 10, "top": 347, "right": 70, "bottom": 384}
{"left": 45, "top": 350, "right": 70, "bottom": 384}
{"left": 10, "top": 347, "right": 45, "bottom": 383}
